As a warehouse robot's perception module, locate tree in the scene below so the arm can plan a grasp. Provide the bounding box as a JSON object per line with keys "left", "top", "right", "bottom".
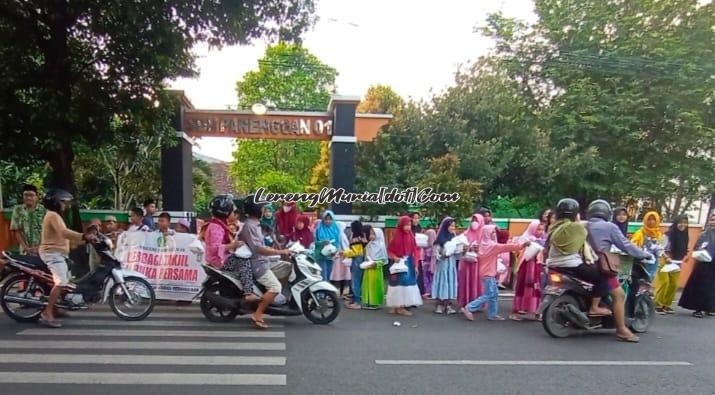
{"left": 231, "top": 43, "right": 337, "bottom": 194}
{"left": 0, "top": 1, "right": 316, "bottom": 228}
{"left": 357, "top": 85, "right": 404, "bottom": 115}
{"left": 418, "top": 153, "right": 482, "bottom": 221}
{"left": 482, "top": 0, "right": 715, "bottom": 215}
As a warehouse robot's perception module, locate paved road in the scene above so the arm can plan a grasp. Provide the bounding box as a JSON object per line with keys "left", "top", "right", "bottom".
{"left": 1, "top": 296, "right": 713, "bottom": 395}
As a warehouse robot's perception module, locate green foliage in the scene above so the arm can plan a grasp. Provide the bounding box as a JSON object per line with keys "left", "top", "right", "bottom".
{"left": 418, "top": 153, "right": 482, "bottom": 221}
{"left": 0, "top": 160, "right": 47, "bottom": 208}
{"left": 357, "top": 85, "right": 404, "bottom": 115}
{"left": 255, "top": 170, "right": 302, "bottom": 194}
{"left": 231, "top": 43, "right": 337, "bottom": 194}
{"left": 0, "top": 0, "right": 316, "bottom": 227}
{"left": 193, "top": 159, "right": 215, "bottom": 216}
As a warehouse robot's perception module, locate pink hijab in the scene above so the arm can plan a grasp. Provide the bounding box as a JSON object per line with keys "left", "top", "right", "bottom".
{"left": 479, "top": 224, "right": 499, "bottom": 258}
{"left": 463, "top": 214, "right": 485, "bottom": 244}
{"left": 425, "top": 229, "right": 438, "bottom": 272}
{"left": 521, "top": 220, "right": 543, "bottom": 242}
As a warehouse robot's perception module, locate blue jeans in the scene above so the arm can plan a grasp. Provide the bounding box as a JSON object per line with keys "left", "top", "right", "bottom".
{"left": 466, "top": 276, "right": 499, "bottom": 318}
{"left": 318, "top": 259, "right": 333, "bottom": 281}
{"left": 351, "top": 256, "right": 365, "bottom": 304}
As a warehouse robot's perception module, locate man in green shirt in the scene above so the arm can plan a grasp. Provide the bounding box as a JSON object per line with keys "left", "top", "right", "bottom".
{"left": 10, "top": 184, "right": 46, "bottom": 255}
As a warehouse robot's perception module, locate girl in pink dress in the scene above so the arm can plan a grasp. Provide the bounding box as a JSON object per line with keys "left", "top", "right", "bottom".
{"left": 510, "top": 220, "right": 546, "bottom": 321}
{"left": 457, "top": 214, "right": 484, "bottom": 308}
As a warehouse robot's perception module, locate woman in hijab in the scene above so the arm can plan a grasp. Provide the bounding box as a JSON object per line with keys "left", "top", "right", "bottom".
{"left": 421, "top": 229, "right": 437, "bottom": 298}
{"left": 386, "top": 216, "right": 423, "bottom": 316}
{"left": 260, "top": 204, "right": 275, "bottom": 230}
{"left": 343, "top": 221, "right": 367, "bottom": 309}
{"left": 275, "top": 202, "right": 299, "bottom": 240}
{"left": 457, "top": 214, "right": 484, "bottom": 309}
{"left": 362, "top": 225, "right": 387, "bottom": 309}
{"left": 314, "top": 210, "right": 341, "bottom": 282}
{"left": 289, "top": 215, "right": 314, "bottom": 247}
{"left": 679, "top": 213, "right": 715, "bottom": 318}
{"left": 510, "top": 220, "right": 546, "bottom": 321}
{"left": 631, "top": 211, "right": 666, "bottom": 280}
{"left": 432, "top": 217, "right": 459, "bottom": 314}
{"left": 655, "top": 215, "right": 689, "bottom": 314}
{"left": 331, "top": 220, "right": 353, "bottom": 299}
{"left": 612, "top": 207, "right": 629, "bottom": 238}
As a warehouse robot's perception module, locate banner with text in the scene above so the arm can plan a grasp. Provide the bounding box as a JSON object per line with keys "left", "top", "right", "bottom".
{"left": 115, "top": 232, "right": 206, "bottom": 301}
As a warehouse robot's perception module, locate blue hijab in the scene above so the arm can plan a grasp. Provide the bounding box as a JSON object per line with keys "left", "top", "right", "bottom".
{"left": 315, "top": 210, "right": 341, "bottom": 246}
{"left": 435, "top": 217, "right": 456, "bottom": 247}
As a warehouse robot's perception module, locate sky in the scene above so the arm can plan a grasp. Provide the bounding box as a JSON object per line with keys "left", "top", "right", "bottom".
{"left": 170, "top": 0, "right": 537, "bottom": 162}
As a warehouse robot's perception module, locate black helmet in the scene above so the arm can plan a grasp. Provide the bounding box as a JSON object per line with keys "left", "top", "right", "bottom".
{"left": 209, "top": 194, "right": 235, "bottom": 219}
{"left": 555, "top": 198, "right": 579, "bottom": 220}
{"left": 243, "top": 194, "right": 264, "bottom": 219}
{"left": 587, "top": 199, "right": 612, "bottom": 221}
{"left": 43, "top": 189, "right": 73, "bottom": 212}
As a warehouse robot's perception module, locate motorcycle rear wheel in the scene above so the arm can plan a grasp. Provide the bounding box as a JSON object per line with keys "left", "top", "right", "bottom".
{"left": 200, "top": 283, "right": 239, "bottom": 322}
{"left": 630, "top": 293, "right": 655, "bottom": 333}
{"left": 0, "top": 273, "right": 48, "bottom": 322}
{"left": 542, "top": 294, "right": 579, "bottom": 338}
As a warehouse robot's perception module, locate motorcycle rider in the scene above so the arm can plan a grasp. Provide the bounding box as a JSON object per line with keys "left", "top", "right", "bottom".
{"left": 239, "top": 195, "right": 292, "bottom": 329}
{"left": 545, "top": 199, "right": 613, "bottom": 317}
{"left": 586, "top": 200, "right": 653, "bottom": 343}
{"left": 38, "top": 189, "right": 95, "bottom": 328}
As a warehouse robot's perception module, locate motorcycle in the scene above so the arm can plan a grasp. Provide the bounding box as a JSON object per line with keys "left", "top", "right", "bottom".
{"left": 198, "top": 242, "right": 341, "bottom": 325}
{"left": 539, "top": 255, "right": 656, "bottom": 338}
{"left": 0, "top": 227, "right": 156, "bottom": 322}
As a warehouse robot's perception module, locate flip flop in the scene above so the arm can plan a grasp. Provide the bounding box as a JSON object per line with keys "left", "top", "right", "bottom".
{"left": 616, "top": 334, "right": 640, "bottom": 343}
{"left": 38, "top": 317, "right": 62, "bottom": 329}
{"left": 509, "top": 314, "right": 523, "bottom": 321}
{"left": 250, "top": 316, "right": 268, "bottom": 330}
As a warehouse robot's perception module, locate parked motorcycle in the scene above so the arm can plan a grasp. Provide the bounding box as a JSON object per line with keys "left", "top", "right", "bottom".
{"left": 0, "top": 227, "right": 156, "bottom": 322}
{"left": 198, "top": 242, "right": 341, "bottom": 325}
{"left": 539, "top": 255, "right": 655, "bottom": 338}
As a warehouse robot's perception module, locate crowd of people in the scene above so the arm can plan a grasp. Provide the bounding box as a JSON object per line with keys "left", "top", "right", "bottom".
{"left": 4, "top": 185, "right": 715, "bottom": 335}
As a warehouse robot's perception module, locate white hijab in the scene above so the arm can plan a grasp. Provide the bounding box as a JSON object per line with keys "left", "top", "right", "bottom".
{"left": 336, "top": 221, "right": 350, "bottom": 250}
{"left": 367, "top": 227, "right": 388, "bottom": 261}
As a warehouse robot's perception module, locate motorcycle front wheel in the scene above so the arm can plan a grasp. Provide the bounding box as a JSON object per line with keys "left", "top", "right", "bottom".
{"left": 542, "top": 294, "right": 579, "bottom": 338}
{"left": 200, "top": 283, "right": 239, "bottom": 322}
{"left": 630, "top": 293, "right": 655, "bottom": 333}
{"left": 109, "top": 276, "right": 156, "bottom": 321}
{"left": 0, "top": 273, "right": 49, "bottom": 322}
{"left": 302, "top": 289, "right": 340, "bottom": 325}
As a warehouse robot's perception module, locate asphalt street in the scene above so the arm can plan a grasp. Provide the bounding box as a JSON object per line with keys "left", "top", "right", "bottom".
{"left": 0, "top": 295, "right": 713, "bottom": 395}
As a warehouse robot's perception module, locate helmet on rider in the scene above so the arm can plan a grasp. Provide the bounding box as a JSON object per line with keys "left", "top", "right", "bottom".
{"left": 555, "top": 198, "right": 579, "bottom": 221}
{"left": 586, "top": 199, "right": 612, "bottom": 221}
{"left": 43, "top": 189, "right": 74, "bottom": 213}
{"left": 210, "top": 194, "right": 235, "bottom": 219}
{"left": 243, "top": 195, "right": 264, "bottom": 219}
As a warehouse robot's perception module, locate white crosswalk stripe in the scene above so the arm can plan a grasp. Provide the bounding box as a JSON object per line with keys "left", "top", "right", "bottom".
{"left": 0, "top": 305, "right": 288, "bottom": 387}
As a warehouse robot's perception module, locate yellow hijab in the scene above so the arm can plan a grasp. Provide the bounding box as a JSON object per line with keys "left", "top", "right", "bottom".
{"left": 631, "top": 211, "right": 663, "bottom": 247}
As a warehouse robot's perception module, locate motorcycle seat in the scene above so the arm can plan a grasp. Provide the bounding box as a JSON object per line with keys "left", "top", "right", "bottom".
{"left": 7, "top": 253, "right": 48, "bottom": 271}
{"left": 550, "top": 268, "right": 595, "bottom": 290}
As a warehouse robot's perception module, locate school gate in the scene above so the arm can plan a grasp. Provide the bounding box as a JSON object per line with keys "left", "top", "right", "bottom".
{"left": 161, "top": 92, "right": 392, "bottom": 215}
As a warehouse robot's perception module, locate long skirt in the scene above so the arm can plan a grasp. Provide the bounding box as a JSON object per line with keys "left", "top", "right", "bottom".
{"left": 362, "top": 260, "right": 385, "bottom": 307}
{"left": 457, "top": 259, "right": 481, "bottom": 307}
{"left": 512, "top": 257, "right": 542, "bottom": 314}
{"left": 679, "top": 260, "right": 715, "bottom": 312}
{"left": 386, "top": 257, "right": 423, "bottom": 307}
{"left": 330, "top": 255, "right": 352, "bottom": 281}
{"left": 421, "top": 260, "right": 434, "bottom": 295}
{"left": 496, "top": 252, "right": 512, "bottom": 286}
{"left": 432, "top": 256, "right": 458, "bottom": 301}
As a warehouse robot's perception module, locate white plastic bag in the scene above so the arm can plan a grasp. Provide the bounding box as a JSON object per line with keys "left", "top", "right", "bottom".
{"left": 360, "top": 260, "right": 376, "bottom": 270}
{"left": 462, "top": 251, "right": 478, "bottom": 263}
{"left": 693, "top": 249, "right": 712, "bottom": 263}
{"left": 342, "top": 257, "right": 353, "bottom": 267}
{"left": 444, "top": 240, "right": 458, "bottom": 257}
{"left": 522, "top": 242, "right": 544, "bottom": 262}
{"left": 389, "top": 258, "right": 408, "bottom": 274}
{"left": 321, "top": 244, "right": 338, "bottom": 257}
{"left": 497, "top": 258, "right": 507, "bottom": 274}
{"left": 234, "top": 244, "right": 253, "bottom": 259}
{"left": 415, "top": 233, "right": 429, "bottom": 248}
{"left": 660, "top": 262, "right": 681, "bottom": 273}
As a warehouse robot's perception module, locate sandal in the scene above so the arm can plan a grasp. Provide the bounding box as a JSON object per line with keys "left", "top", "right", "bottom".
{"left": 509, "top": 314, "right": 523, "bottom": 321}
{"left": 250, "top": 315, "right": 269, "bottom": 330}
{"left": 397, "top": 308, "right": 413, "bottom": 317}
{"left": 616, "top": 334, "right": 640, "bottom": 343}
{"left": 346, "top": 303, "right": 361, "bottom": 310}
{"left": 693, "top": 311, "right": 705, "bottom": 318}
{"left": 38, "top": 316, "right": 62, "bottom": 329}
